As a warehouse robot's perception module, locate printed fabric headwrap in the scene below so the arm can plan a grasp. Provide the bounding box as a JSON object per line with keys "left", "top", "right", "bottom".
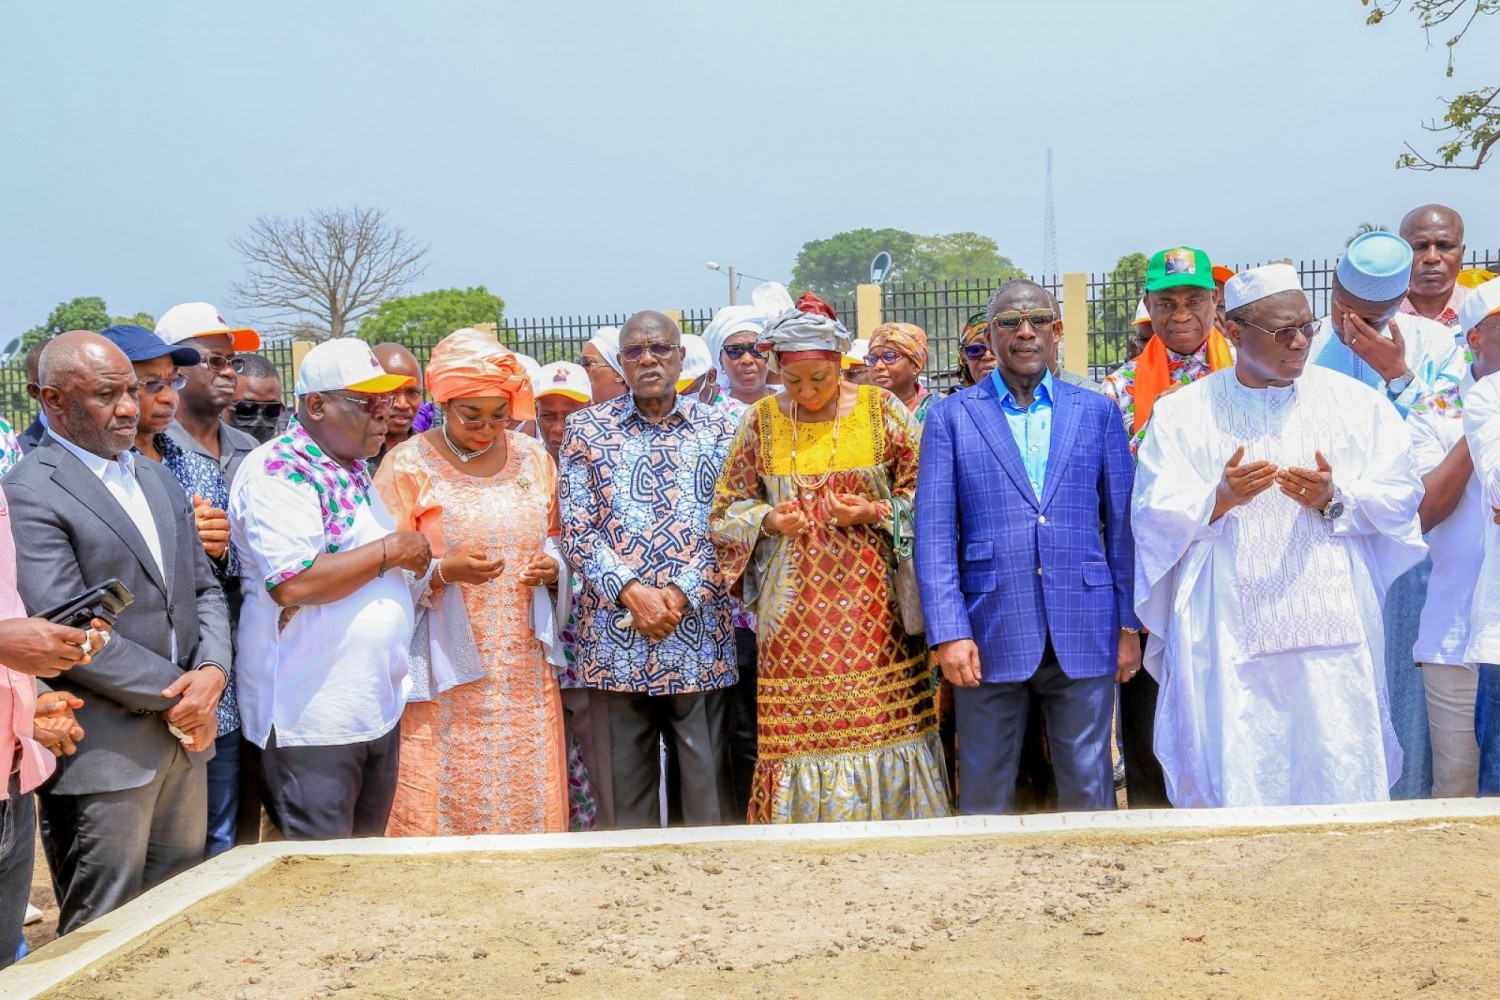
{"left": 869, "top": 321, "right": 929, "bottom": 372}
{"left": 759, "top": 293, "right": 853, "bottom": 372}
{"left": 425, "top": 327, "right": 537, "bottom": 421}
{"left": 262, "top": 418, "right": 375, "bottom": 588}
{"left": 1130, "top": 328, "right": 1235, "bottom": 435}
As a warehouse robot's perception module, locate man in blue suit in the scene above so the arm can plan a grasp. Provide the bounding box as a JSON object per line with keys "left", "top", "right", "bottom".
{"left": 915, "top": 279, "right": 1141, "bottom": 814}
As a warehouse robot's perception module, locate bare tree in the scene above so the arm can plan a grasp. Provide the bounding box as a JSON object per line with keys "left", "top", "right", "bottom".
{"left": 229, "top": 205, "right": 428, "bottom": 338}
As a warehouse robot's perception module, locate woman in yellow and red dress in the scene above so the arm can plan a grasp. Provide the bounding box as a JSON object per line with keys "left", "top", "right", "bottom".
{"left": 709, "top": 294, "right": 951, "bottom": 824}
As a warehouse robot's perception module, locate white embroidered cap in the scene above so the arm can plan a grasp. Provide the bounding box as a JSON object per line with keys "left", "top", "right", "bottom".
{"left": 1223, "top": 263, "right": 1305, "bottom": 313}
{"left": 1457, "top": 277, "right": 1500, "bottom": 334}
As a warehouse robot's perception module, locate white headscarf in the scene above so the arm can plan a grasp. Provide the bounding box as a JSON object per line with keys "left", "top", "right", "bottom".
{"left": 587, "top": 325, "right": 624, "bottom": 376}
{"left": 701, "top": 282, "right": 795, "bottom": 387}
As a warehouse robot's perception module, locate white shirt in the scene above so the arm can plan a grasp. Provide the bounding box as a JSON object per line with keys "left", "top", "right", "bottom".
{"left": 1462, "top": 372, "right": 1500, "bottom": 667}
{"left": 229, "top": 438, "right": 413, "bottom": 748}
{"left": 1409, "top": 372, "right": 1483, "bottom": 667}
{"left": 51, "top": 432, "right": 166, "bottom": 578}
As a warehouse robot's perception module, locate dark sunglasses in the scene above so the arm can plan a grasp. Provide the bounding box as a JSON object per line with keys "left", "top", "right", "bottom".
{"left": 620, "top": 343, "right": 678, "bottom": 363}
{"left": 991, "top": 309, "right": 1058, "bottom": 331}
{"left": 202, "top": 354, "right": 246, "bottom": 375}
{"left": 721, "top": 343, "right": 766, "bottom": 361}
{"left": 962, "top": 342, "right": 994, "bottom": 361}
{"left": 324, "top": 391, "right": 395, "bottom": 414}
{"left": 1241, "top": 319, "right": 1320, "bottom": 345}
{"left": 231, "top": 399, "right": 286, "bottom": 420}
{"left": 141, "top": 373, "right": 188, "bottom": 394}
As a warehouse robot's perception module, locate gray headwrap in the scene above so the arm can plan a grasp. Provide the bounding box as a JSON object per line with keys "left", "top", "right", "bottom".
{"left": 758, "top": 308, "right": 853, "bottom": 372}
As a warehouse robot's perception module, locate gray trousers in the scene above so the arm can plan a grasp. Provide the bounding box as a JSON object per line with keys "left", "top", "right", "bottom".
{"left": 40, "top": 745, "right": 207, "bottom": 936}
{"left": 953, "top": 650, "right": 1116, "bottom": 816}
{"left": 588, "top": 688, "right": 734, "bottom": 829}
{"left": 259, "top": 725, "right": 400, "bottom": 840}
{"left": 1, "top": 777, "right": 35, "bottom": 969}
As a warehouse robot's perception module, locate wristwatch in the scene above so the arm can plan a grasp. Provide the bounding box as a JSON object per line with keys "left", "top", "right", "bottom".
{"left": 1320, "top": 488, "right": 1346, "bottom": 521}
{"left": 1385, "top": 370, "right": 1415, "bottom": 397}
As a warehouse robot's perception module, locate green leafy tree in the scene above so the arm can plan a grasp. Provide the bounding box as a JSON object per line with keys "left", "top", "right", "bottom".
{"left": 19, "top": 297, "right": 156, "bottom": 349}
{"left": 904, "top": 232, "right": 1025, "bottom": 286}
{"left": 1363, "top": 0, "right": 1498, "bottom": 170}
{"left": 355, "top": 286, "right": 506, "bottom": 349}
{"left": 790, "top": 228, "right": 920, "bottom": 299}
{"left": 1090, "top": 252, "right": 1148, "bottom": 368}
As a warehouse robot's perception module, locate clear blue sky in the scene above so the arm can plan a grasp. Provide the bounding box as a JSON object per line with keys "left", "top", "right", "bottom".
{"left": 1, "top": 0, "right": 1494, "bottom": 336}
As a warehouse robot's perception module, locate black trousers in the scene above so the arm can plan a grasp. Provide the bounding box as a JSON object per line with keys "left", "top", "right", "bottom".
{"left": 589, "top": 688, "right": 735, "bottom": 829}
{"left": 725, "top": 626, "right": 760, "bottom": 820}
{"left": 1118, "top": 633, "right": 1170, "bottom": 808}
{"left": 259, "top": 725, "right": 400, "bottom": 840}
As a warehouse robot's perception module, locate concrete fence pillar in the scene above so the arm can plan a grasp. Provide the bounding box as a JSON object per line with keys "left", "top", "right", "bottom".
{"left": 1061, "top": 272, "right": 1089, "bottom": 378}
{"left": 855, "top": 284, "right": 882, "bottom": 339}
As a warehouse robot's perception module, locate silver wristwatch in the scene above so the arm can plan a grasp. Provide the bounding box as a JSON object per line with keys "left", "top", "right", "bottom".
{"left": 1385, "top": 370, "right": 1415, "bottom": 397}
{"left": 1320, "top": 487, "right": 1346, "bottom": 521}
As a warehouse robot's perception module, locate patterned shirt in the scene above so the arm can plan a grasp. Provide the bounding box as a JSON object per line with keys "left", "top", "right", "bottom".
{"left": 559, "top": 393, "right": 737, "bottom": 695}
{"left": 1101, "top": 343, "right": 1216, "bottom": 455}
{"left": 1309, "top": 313, "right": 1467, "bottom": 418}
{"left": 1401, "top": 284, "right": 1470, "bottom": 332}
{"left": 714, "top": 394, "right": 758, "bottom": 630}
{"left": 0, "top": 417, "right": 22, "bottom": 477}
{"left": 152, "top": 433, "right": 242, "bottom": 736}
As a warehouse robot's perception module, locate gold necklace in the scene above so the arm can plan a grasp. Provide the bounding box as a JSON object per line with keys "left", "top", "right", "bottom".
{"left": 788, "top": 396, "right": 843, "bottom": 502}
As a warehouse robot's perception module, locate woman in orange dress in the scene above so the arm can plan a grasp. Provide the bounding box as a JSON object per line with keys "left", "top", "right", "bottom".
{"left": 376, "top": 327, "right": 569, "bottom": 835}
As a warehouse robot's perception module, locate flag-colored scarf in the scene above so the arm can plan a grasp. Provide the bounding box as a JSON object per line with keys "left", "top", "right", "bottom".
{"left": 1131, "top": 329, "right": 1234, "bottom": 435}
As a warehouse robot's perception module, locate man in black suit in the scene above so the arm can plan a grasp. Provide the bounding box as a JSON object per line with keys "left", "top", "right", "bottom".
{"left": 6, "top": 331, "right": 232, "bottom": 935}
{"left": 16, "top": 336, "right": 57, "bottom": 454}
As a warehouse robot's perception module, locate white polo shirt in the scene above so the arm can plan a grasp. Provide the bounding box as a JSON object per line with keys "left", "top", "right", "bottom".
{"left": 1409, "top": 371, "right": 1482, "bottom": 667}
{"left": 229, "top": 439, "right": 413, "bottom": 749}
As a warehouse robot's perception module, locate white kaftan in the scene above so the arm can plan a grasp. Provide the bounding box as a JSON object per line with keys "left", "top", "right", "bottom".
{"left": 1132, "top": 366, "right": 1426, "bottom": 808}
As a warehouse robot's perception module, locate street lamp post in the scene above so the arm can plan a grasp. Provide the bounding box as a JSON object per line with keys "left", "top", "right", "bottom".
{"left": 706, "top": 261, "right": 738, "bottom": 304}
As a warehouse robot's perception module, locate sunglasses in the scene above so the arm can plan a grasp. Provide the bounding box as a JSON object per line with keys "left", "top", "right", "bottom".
{"left": 868, "top": 349, "right": 909, "bottom": 366}
{"left": 231, "top": 400, "right": 286, "bottom": 420}
{"left": 722, "top": 343, "right": 766, "bottom": 361}
{"left": 991, "top": 309, "right": 1058, "bottom": 331}
{"left": 141, "top": 373, "right": 188, "bottom": 394}
{"left": 620, "top": 343, "right": 678, "bottom": 363}
{"left": 962, "top": 343, "right": 995, "bottom": 361}
{"left": 1241, "top": 319, "right": 1320, "bottom": 345}
{"left": 324, "top": 391, "right": 395, "bottom": 414}
{"left": 202, "top": 354, "right": 246, "bottom": 375}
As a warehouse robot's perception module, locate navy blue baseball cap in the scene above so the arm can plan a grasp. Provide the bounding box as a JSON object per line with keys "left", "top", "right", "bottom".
{"left": 100, "top": 325, "right": 201, "bottom": 366}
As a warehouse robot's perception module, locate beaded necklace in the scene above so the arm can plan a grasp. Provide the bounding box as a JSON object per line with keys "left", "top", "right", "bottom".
{"left": 787, "top": 396, "right": 844, "bottom": 502}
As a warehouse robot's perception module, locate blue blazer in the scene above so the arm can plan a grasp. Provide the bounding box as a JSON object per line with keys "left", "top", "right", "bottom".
{"left": 914, "top": 374, "right": 1140, "bottom": 683}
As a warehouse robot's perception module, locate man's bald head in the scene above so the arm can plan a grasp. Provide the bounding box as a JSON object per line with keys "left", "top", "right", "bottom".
{"left": 372, "top": 342, "right": 421, "bottom": 379}
{"left": 1400, "top": 204, "right": 1464, "bottom": 243}
{"left": 1400, "top": 203, "right": 1468, "bottom": 311}
{"left": 37, "top": 330, "right": 140, "bottom": 457}
{"left": 621, "top": 310, "right": 682, "bottom": 343}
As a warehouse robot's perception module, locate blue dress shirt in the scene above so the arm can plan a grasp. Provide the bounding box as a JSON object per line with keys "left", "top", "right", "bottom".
{"left": 992, "top": 368, "right": 1054, "bottom": 499}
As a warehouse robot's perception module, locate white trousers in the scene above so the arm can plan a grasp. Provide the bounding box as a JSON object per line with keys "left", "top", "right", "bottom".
{"left": 1422, "top": 663, "right": 1480, "bottom": 798}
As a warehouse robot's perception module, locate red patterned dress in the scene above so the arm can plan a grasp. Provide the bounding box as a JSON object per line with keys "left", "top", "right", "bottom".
{"left": 709, "top": 384, "right": 951, "bottom": 823}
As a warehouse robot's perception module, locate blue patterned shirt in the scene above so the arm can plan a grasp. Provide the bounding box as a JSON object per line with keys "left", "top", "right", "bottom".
{"left": 558, "top": 393, "right": 737, "bottom": 695}
{"left": 994, "top": 368, "right": 1054, "bottom": 499}
{"left": 153, "top": 433, "right": 241, "bottom": 735}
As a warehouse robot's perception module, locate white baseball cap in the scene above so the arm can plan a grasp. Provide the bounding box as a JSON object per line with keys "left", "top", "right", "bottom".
{"left": 294, "top": 338, "right": 416, "bottom": 396}
{"left": 533, "top": 361, "right": 592, "bottom": 403}
{"left": 155, "top": 302, "right": 261, "bottom": 351}
{"left": 676, "top": 334, "right": 713, "bottom": 392}
{"left": 1458, "top": 277, "right": 1500, "bottom": 334}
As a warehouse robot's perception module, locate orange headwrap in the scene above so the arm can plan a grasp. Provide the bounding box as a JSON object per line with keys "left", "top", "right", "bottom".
{"left": 1131, "top": 328, "right": 1234, "bottom": 435}
{"left": 425, "top": 327, "right": 536, "bottom": 420}
{"left": 868, "top": 321, "right": 929, "bottom": 371}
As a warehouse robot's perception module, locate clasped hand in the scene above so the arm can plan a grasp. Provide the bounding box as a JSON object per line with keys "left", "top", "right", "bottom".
{"left": 763, "top": 493, "right": 880, "bottom": 536}
{"left": 619, "top": 582, "right": 688, "bottom": 642}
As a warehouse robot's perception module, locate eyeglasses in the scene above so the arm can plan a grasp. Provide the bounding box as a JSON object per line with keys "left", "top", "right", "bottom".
{"left": 1240, "top": 319, "right": 1319, "bottom": 345}
{"left": 962, "top": 342, "right": 994, "bottom": 361}
{"left": 619, "top": 343, "right": 678, "bottom": 363}
{"left": 721, "top": 343, "right": 766, "bottom": 361}
{"left": 141, "top": 373, "right": 189, "bottom": 394}
{"left": 578, "top": 356, "right": 606, "bottom": 369}
{"left": 323, "top": 391, "right": 395, "bottom": 414}
{"left": 201, "top": 354, "right": 246, "bottom": 375}
{"left": 991, "top": 309, "right": 1058, "bottom": 331}
{"left": 231, "top": 400, "right": 285, "bottom": 420}
{"left": 868, "top": 349, "right": 909, "bottom": 367}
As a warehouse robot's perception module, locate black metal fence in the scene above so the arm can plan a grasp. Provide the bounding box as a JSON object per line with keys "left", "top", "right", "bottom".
{"left": 5, "top": 258, "right": 1494, "bottom": 428}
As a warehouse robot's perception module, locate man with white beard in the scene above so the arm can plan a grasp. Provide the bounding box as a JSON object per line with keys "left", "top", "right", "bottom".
{"left": 1131, "top": 263, "right": 1426, "bottom": 808}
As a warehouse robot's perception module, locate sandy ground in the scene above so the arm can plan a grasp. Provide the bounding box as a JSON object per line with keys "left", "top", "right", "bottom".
{"left": 30, "top": 820, "right": 1500, "bottom": 999}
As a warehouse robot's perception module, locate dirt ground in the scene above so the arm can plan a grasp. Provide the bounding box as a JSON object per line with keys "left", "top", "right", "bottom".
{"left": 28, "top": 819, "right": 1500, "bottom": 999}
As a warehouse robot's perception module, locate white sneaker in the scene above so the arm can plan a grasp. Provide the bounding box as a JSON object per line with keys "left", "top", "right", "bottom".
{"left": 23, "top": 904, "right": 43, "bottom": 925}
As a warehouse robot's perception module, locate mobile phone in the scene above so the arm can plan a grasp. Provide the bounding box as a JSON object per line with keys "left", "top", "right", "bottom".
{"left": 35, "top": 579, "right": 135, "bottom": 630}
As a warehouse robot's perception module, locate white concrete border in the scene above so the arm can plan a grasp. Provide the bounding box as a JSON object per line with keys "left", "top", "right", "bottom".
{"left": 8, "top": 797, "right": 1500, "bottom": 998}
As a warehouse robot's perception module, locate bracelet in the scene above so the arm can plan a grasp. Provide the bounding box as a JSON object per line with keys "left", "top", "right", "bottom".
{"left": 437, "top": 558, "right": 451, "bottom": 586}
{"left": 377, "top": 537, "right": 388, "bottom": 578}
